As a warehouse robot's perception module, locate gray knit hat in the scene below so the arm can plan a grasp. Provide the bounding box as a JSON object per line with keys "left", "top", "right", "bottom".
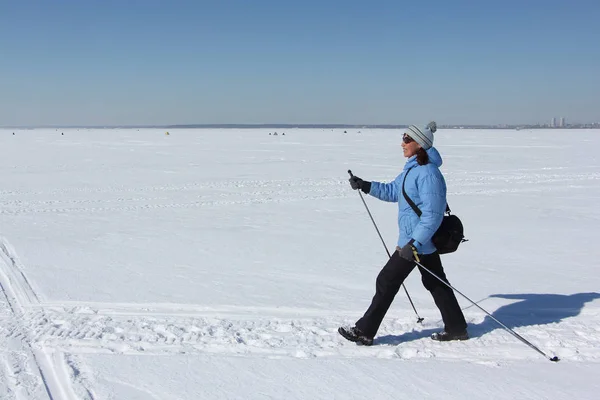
{"left": 405, "top": 121, "right": 437, "bottom": 150}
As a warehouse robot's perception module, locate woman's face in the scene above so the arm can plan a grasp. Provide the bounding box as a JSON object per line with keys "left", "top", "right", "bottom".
{"left": 401, "top": 133, "right": 422, "bottom": 158}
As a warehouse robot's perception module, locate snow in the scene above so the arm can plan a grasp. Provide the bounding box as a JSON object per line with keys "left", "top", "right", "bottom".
{"left": 0, "top": 127, "right": 599, "bottom": 399}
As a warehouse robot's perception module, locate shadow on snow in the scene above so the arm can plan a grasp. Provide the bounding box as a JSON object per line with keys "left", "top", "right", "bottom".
{"left": 375, "top": 292, "right": 600, "bottom": 345}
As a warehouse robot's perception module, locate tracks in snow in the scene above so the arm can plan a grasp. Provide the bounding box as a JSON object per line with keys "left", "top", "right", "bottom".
{"left": 1, "top": 227, "right": 600, "bottom": 398}
{"left": 15, "top": 300, "right": 600, "bottom": 364}
{"left": 0, "top": 178, "right": 348, "bottom": 216}
{"left": 1, "top": 171, "right": 599, "bottom": 216}
{"left": 0, "top": 238, "right": 82, "bottom": 400}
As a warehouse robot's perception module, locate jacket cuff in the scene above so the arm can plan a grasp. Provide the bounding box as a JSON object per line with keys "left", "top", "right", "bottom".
{"left": 409, "top": 239, "right": 423, "bottom": 251}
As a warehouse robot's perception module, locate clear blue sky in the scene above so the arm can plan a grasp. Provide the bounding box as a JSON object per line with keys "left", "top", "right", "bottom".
{"left": 1, "top": 0, "right": 598, "bottom": 126}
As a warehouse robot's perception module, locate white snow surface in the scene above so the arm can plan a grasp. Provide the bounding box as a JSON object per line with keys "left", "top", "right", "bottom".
{"left": 0, "top": 127, "right": 599, "bottom": 399}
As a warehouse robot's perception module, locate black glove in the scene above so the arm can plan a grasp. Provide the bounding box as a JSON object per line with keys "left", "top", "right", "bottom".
{"left": 399, "top": 239, "right": 419, "bottom": 262}
{"left": 349, "top": 175, "right": 371, "bottom": 194}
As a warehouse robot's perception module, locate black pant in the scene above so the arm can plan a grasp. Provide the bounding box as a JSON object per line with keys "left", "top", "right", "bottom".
{"left": 355, "top": 250, "right": 467, "bottom": 338}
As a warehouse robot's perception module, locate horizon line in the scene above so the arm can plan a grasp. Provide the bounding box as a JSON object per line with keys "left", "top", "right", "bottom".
{"left": 3, "top": 122, "right": 599, "bottom": 130}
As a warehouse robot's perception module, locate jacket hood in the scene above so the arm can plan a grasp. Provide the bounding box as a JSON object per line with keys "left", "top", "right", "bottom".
{"left": 404, "top": 147, "right": 443, "bottom": 169}
{"left": 427, "top": 147, "right": 443, "bottom": 167}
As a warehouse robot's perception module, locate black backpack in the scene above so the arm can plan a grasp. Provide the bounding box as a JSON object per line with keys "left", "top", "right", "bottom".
{"left": 402, "top": 167, "right": 467, "bottom": 254}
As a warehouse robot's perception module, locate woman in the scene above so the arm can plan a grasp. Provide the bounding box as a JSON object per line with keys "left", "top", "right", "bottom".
{"left": 339, "top": 121, "right": 468, "bottom": 346}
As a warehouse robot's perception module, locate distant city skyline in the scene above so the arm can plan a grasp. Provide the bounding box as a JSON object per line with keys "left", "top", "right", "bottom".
{"left": 1, "top": 1, "right": 599, "bottom": 126}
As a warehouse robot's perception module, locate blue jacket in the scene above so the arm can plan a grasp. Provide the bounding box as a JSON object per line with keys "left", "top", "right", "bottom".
{"left": 368, "top": 147, "right": 447, "bottom": 254}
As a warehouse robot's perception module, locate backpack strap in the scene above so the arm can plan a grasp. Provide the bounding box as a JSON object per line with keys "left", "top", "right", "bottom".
{"left": 402, "top": 167, "right": 422, "bottom": 217}
{"left": 402, "top": 167, "right": 451, "bottom": 217}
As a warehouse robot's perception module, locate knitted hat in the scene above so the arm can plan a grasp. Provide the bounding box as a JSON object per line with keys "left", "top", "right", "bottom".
{"left": 405, "top": 121, "right": 437, "bottom": 150}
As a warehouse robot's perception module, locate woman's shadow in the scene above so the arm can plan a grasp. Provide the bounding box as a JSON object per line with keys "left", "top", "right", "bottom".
{"left": 376, "top": 292, "right": 600, "bottom": 345}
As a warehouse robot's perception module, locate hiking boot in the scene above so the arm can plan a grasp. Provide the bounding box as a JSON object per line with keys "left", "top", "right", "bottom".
{"left": 431, "top": 329, "right": 469, "bottom": 342}
{"left": 338, "top": 326, "right": 374, "bottom": 346}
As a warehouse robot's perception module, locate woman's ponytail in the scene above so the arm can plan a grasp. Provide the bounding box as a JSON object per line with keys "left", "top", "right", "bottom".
{"left": 416, "top": 148, "right": 429, "bottom": 165}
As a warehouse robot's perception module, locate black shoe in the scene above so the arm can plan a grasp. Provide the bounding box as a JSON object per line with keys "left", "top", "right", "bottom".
{"left": 431, "top": 329, "right": 469, "bottom": 342}
{"left": 338, "top": 326, "right": 374, "bottom": 346}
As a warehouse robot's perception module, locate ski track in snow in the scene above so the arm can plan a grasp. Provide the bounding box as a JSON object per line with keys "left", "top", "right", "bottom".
{"left": 1, "top": 236, "right": 599, "bottom": 381}
{"left": 0, "top": 239, "right": 85, "bottom": 400}
{"left": 1, "top": 166, "right": 600, "bottom": 397}
{"left": 0, "top": 171, "right": 598, "bottom": 216}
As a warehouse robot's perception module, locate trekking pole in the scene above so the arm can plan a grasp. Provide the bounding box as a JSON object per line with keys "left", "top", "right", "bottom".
{"left": 412, "top": 257, "right": 560, "bottom": 362}
{"left": 348, "top": 170, "right": 424, "bottom": 323}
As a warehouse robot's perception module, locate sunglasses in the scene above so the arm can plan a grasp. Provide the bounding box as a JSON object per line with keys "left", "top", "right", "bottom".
{"left": 402, "top": 134, "right": 415, "bottom": 144}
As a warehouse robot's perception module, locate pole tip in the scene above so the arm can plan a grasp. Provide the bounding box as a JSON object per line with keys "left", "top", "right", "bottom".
{"left": 550, "top": 356, "right": 560, "bottom": 362}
